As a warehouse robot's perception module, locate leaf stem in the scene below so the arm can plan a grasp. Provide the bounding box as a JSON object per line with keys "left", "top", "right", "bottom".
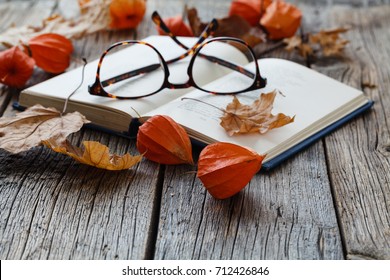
{"left": 62, "top": 58, "right": 88, "bottom": 115}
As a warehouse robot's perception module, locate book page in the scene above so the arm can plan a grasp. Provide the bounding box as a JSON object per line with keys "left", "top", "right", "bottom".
{"left": 146, "top": 58, "right": 369, "bottom": 162}
{"left": 20, "top": 36, "right": 249, "bottom": 118}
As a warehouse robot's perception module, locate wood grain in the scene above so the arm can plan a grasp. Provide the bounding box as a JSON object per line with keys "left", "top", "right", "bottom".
{"left": 154, "top": 146, "right": 343, "bottom": 259}
{"left": 308, "top": 4, "right": 390, "bottom": 260}
{"left": 0, "top": 0, "right": 389, "bottom": 260}
{"left": 0, "top": 0, "right": 161, "bottom": 259}
{"left": 152, "top": 1, "right": 343, "bottom": 260}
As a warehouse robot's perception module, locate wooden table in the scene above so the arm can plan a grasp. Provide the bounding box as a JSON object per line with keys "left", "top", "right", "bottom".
{"left": 0, "top": 0, "right": 389, "bottom": 260}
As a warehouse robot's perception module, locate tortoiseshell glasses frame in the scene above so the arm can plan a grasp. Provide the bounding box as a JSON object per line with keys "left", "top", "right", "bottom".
{"left": 88, "top": 11, "right": 267, "bottom": 100}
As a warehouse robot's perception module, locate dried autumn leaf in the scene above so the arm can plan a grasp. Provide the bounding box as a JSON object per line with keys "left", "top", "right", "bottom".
{"left": 43, "top": 138, "right": 142, "bottom": 170}
{"left": 197, "top": 142, "right": 265, "bottom": 199}
{"left": 220, "top": 90, "right": 295, "bottom": 136}
{"left": 0, "top": 46, "right": 35, "bottom": 88}
{"left": 284, "top": 28, "right": 349, "bottom": 58}
{"left": 186, "top": 7, "right": 204, "bottom": 37}
{"left": 186, "top": 7, "right": 265, "bottom": 47}
{"left": 283, "top": 35, "right": 313, "bottom": 58}
{"left": 309, "top": 28, "right": 349, "bottom": 56}
{"left": 137, "top": 115, "right": 194, "bottom": 165}
{"left": 0, "top": 0, "right": 111, "bottom": 48}
{"left": 0, "top": 104, "right": 90, "bottom": 153}
{"left": 214, "top": 15, "right": 265, "bottom": 47}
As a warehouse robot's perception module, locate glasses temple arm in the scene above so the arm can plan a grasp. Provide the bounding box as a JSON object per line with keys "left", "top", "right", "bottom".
{"left": 99, "top": 15, "right": 219, "bottom": 87}
{"left": 100, "top": 63, "right": 161, "bottom": 87}
{"left": 99, "top": 12, "right": 266, "bottom": 87}
{"left": 152, "top": 11, "right": 261, "bottom": 80}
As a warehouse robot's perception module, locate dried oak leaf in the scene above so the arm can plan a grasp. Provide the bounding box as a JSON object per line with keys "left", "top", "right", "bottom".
{"left": 284, "top": 28, "right": 349, "bottom": 58}
{"left": 309, "top": 28, "right": 349, "bottom": 56}
{"left": 0, "top": 104, "right": 90, "bottom": 153}
{"left": 43, "top": 138, "right": 143, "bottom": 170}
{"left": 220, "top": 90, "right": 295, "bottom": 136}
{"left": 283, "top": 35, "right": 313, "bottom": 58}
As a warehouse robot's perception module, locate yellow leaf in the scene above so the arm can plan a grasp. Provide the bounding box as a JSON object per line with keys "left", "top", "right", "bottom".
{"left": 42, "top": 138, "right": 143, "bottom": 170}
{"left": 42, "top": 139, "right": 142, "bottom": 170}
{"left": 0, "top": 104, "right": 90, "bottom": 153}
{"left": 220, "top": 90, "right": 295, "bottom": 136}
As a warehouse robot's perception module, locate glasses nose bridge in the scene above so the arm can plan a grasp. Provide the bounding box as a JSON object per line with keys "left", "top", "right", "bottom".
{"left": 165, "top": 58, "right": 193, "bottom": 88}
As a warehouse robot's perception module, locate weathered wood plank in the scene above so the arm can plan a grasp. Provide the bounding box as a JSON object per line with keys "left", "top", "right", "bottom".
{"left": 155, "top": 144, "right": 344, "bottom": 260}
{"left": 0, "top": 0, "right": 57, "bottom": 117}
{"left": 0, "top": 0, "right": 162, "bottom": 259}
{"left": 153, "top": 2, "right": 344, "bottom": 260}
{"left": 2, "top": 0, "right": 389, "bottom": 261}
{"left": 308, "top": 4, "right": 390, "bottom": 259}
{"left": 0, "top": 129, "right": 161, "bottom": 259}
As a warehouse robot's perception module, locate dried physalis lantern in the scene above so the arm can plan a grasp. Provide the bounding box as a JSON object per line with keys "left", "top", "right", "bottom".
{"left": 229, "top": 0, "right": 272, "bottom": 26}
{"left": 260, "top": 0, "right": 302, "bottom": 40}
{"left": 136, "top": 115, "right": 194, "bottom": 165}
{"left": 25, "top": 33, "right": 73, "bottom": 74}
{"left": 109, "top": 0, "right": 146, "bottom": 30}
{"left": 0, "top": 46, "right": 35, "bottom": 88}
{"left": 197, "top": 142, "right": 265, "bottom": 199}
{"left": 157, "top": 15, "right": 194, "bottom": 37}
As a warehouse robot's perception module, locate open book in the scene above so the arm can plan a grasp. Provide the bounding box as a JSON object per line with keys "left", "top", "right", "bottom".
{"left": 19, "top": 35, "right": 373, "bottom": 170}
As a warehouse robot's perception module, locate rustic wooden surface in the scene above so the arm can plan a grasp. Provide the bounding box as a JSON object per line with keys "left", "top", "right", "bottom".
{"left": 0, "top": 0, "right": 389, "bottom": 260}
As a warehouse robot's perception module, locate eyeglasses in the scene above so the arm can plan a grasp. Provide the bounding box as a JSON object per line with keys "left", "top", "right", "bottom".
{"left": 88, "top": 11, "right": 267, "bottom": 99}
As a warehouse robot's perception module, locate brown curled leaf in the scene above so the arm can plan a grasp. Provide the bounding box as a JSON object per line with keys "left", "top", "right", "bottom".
{"left": 220, "top": 90, "right": 295, "bottom": 136}
{"left": 186, "top": 7, "right": 265, "bottom": 47}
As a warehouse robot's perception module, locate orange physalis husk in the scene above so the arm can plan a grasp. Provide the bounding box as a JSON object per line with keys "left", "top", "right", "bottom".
{"left": 136, "top": 115, "right": 194, "bottom": 165}
{"left": 260, "top": 0, "right": 302, "bottom": 40}
{"left": 157, "top": 15, "right": 194, "bottom": 37}
{"left": 197, "top": 142, "right": 265, "bottom": 199}
{"left": 0, "top": 46, "right": 35, "bottom": 88}
{"left": 109, "top": 0, "right": 146, "bottom": 30}
{"left": 229, "top": 0, "right": 272, "bottom": 26}
{"left": 43, "top": 138, "right": 143, "bottom": 170}
{"left": 26, "top": 33, "right": 73, "bottom": 74}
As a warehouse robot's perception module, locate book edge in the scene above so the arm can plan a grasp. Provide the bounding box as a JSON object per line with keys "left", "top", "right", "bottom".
{"left": 261, "top": 100, "right": 374, "bottom": 171}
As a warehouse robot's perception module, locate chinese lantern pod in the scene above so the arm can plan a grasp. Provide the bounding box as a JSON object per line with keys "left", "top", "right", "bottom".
{"left": 27, "top": 33, "right": 73, "bottom": 74}
{"left": 109, "top": 0, "right": 146, "bottom": 30}
{"left": 136, "top": 115, "right": 194, "bottom": 165}
{"left": 197, "top": 142, "right": 265, "bottom": 199}
{"left": 260, "top": 0, "right": 302, "bottom": 40}
{"left": 0, "top": 46, "right": 35, "bottom": 87}
{"left": 157, "top": 15, "right": 194, "bottom": 37}
{"left": 229, "top": 0, "right": 272, "bottom": 26}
